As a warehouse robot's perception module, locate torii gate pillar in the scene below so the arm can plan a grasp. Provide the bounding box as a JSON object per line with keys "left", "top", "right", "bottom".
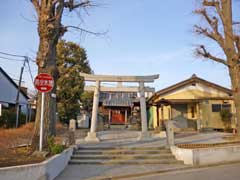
{"left": 85, "top": 81, "right": 100, "bottom": 142}
{"left": 138, "top": 82, "right": 151, "bottom": 140}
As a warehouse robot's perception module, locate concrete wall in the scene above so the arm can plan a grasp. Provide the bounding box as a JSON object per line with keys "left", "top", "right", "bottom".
{"left": 0, "top": 147, "right": 74, "bottom": 180}
{"left": 171, "top": 145, "right": 240, "bottom": 166}
{"left": 171, "top": 146, "right": 194, "bottom": 165}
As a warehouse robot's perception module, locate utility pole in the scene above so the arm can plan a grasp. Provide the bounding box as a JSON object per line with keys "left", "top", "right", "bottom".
{"left": 15, "top": 57, "right": 27, "bottom": 128}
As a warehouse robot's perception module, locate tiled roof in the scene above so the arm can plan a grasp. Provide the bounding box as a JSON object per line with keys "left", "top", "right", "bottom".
{"left": 100, "top": 92, "right": 138, "bottom": 107}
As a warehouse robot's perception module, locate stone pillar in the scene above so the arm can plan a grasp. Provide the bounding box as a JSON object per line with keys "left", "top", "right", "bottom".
{"left": 85, "top": 81, "right": 100, "bottom": 142}
{"left": 166, "top": 121, "right": 174, "bottom": 146}
{"left": 69, "top": 119, "right": 76, "bottom": 131}
{"left": 138, "top": 82, "right": 150, "bottom": 140}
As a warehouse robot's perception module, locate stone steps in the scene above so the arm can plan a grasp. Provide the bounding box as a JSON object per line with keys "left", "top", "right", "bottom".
{"left": 69, "top": 159, "right": 183, "bottom": 165}
{"left": 69, "top": 146, "right": 183, "bottom": 165}
{"left": 74, "top": 149, "right": 171, "bottom": 155}
{"left": 71, "top": 154, "right": 176, "bottom": 160}
{"left": 77, "top": 147, "right": 168, "bottom": 150}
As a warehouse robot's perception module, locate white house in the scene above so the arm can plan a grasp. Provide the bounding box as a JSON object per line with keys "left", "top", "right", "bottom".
{"left": 0, "top": 66, "right": 29, "bottom": 115}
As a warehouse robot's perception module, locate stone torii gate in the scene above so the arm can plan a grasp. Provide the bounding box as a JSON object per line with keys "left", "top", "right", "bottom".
{"left": 80, "top": 73, "right": 159, "bottom": 142}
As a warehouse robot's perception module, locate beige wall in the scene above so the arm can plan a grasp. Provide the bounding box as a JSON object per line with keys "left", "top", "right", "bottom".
{"left": 200, "top": 100, "right": 235, "bottom": 129}
{"left": 151, "top": 83, "right": 235, "bottom": 129}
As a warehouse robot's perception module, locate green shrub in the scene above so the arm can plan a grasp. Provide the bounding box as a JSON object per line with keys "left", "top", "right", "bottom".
{"left": 220, "top": 109, "right": 232, "bottom": 121}
{"left": 50, "top": 144, "right": 65, "bottom": 154}
{"left": 0, "top": 109, "right": 26, "bottom": 128}
{"left": 220, "top": 109, "right": 232, "bottom": 130}
{"left": 47, "top": 136, "right": 65, "bottom": 155}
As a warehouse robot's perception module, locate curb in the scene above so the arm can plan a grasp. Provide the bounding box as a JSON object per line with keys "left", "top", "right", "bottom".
{"left": 87, "top": 161, "right": 240, "bottom": 180}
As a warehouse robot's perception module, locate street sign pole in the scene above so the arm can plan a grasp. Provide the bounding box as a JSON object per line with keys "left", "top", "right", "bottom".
{"left": 39, "top": 92, "right": 45, "bottom": 152}
{"left": 34, "top": 73, "right": 54, "bottom": 152}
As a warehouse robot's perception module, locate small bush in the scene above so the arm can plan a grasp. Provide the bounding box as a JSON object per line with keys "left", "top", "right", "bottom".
{"left": 47, "top": 136, "right": 65, "bottom": 155}
{"left": 50, "top": 144, "right": 65, "bottom": 154}
{"left": 0, "top": 109, "right": 27, "bottom": 128}
{"left": 220, "top": 109, "right": 233, "bottom": 130}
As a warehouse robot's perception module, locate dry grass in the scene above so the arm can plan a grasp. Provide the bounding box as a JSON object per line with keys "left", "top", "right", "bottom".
{"left": 0, "top": 122, "right": 68, "bottom": 167}
{"left": 0, "top": 123, "right": 34, "bottom": 154}
{"left": 0, "top": 122, "right": 67, "bottom": 154}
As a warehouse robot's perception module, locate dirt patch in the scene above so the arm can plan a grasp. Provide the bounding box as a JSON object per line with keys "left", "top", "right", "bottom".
{"left": 0, "top": 147, "right": 46, "bottom": 168}
{"left": 177, "top": 141, "right": 240, "bottom": 149}
{"left": 0, "top": 122, "right": 69, "bottom": 168}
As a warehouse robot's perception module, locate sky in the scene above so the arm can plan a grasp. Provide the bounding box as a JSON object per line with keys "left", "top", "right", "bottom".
{"left": 0, "top": 0, "right": 238, "bottom": 92}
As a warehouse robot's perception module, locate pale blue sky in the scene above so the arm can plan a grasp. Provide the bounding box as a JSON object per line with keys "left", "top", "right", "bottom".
{"left": 0, "top": 0, "right": 239, "bottom": 91}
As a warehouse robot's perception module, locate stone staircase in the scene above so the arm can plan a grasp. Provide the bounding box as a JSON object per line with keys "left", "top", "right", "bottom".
{"left": 69, "top": 146, "right": 183, "bottom": 165}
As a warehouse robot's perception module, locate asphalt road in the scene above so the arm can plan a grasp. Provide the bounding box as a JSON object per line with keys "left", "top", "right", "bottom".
{"left": 129, "top": 162, "right": 240, "bottom": 180}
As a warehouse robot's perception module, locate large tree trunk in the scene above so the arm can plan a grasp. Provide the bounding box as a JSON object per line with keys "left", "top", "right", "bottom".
{"left": 31, "top": 7, "right": 61, "bottom": 150}
{"left": 30, "top": 0, "right": 94, "bottom": 150}
{"left": 31, "top": 39, "right": 58, "bottom": 150}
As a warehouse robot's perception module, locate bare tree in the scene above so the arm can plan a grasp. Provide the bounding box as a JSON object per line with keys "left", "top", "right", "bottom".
{"left": 30, "top": 0, "right": 99, "bottom": 149}
{"left": 194, "top": 0, "right": 240, "bottom": 134}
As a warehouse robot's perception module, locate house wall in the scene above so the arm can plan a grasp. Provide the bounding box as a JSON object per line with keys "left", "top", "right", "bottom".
{"left": 155, "top": 83, "right": 229, "bottom": 101}
{"left": 200, "top": 100, "right": 236, "bottom": 129}
{"left": 0, "top": 71, "right": 28, "bottom": 105}
{"left": 150, "top": 83, "right": 235, "bottom": 130}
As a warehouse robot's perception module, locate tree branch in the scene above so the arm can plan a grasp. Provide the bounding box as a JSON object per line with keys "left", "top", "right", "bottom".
{"left": 195, "top": 8, "right": 225, "bottom": 48}
{"left": 30, "top": 0, "right": 41, "bottom": 15}
{"left": 203, "top": 0, "right": 217, "bottom": 6}
{"left": 203, "top": 0, "right": 221, "bottom": 14}
{"left": 203, "top": 0, "right": 229, "bottom": 41}
{"left": 195, "top": 25, "right": 215, "bottom": 40}
{"left": 196, "top": 45, "right": 229, "bottom": 66}
{"left": 202, "top": 0, "right": 226, "bottom": 36}
{"left": 64, "top": 0, "right": 93, "bottom": 11}
{"left": 56, "top": 0, "right": 65, "bottom": 22}
{"left": 65, "top": 25, "right": 107, "bottom": 36}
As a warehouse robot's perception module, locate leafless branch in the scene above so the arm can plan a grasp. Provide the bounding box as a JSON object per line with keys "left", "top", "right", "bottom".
{"left": 203, "top": 0, "right": 217, "bottom": 6}
{"left": 30, "top": 0, "right": 40, "bottom": 15}
{"left": 202, "top": 0, "right": 226, "bottom": 32}
{"left": 196, "top": 45, "right": 229, "bottom": 66}
{"left": 194, "top": 25, "right": 224, "bottom": 46}
{"left": 194, "top": 7, "right": 225, "bottom": 49}
{"left": 65, "top": 25, "right": 107, "bottom": 36}
{"left": 64, "top": 0, "right": 93, "bottom": 11}
{"left": 56, "top": 0, "right": 65, "bottom": 23}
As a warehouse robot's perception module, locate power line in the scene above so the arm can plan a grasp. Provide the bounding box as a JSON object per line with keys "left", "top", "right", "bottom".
{"left": 0, "top": 51, "right": 26, "bottom": 58}
{"left": 0, "top": 51, "right": 37, "bottom": 89}
{"left": 0, "top": 51, "right": 36, "bottom": 63}
{"left": 0, "top": 56, "right": 24, "bottom": 62}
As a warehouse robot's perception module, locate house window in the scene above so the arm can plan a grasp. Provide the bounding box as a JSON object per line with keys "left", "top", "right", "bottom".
{"left": 222, "top": 104, "right": 231, "bottom": 111}
{"left": 212, "top": 104, "right": 231, "bottom": 112}
{"left": 212, "top": 104, "right": 221, "bottom": 112}
{"left": 191, "top": 106, "right": 195, "bottom": 118}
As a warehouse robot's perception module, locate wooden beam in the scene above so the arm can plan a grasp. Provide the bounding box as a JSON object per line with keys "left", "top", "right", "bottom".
{"left": 84, "top": 86, "right": 155, "bottom": 93}
{"left": 80, "top": 73, "right": 159, "bottom": 82}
